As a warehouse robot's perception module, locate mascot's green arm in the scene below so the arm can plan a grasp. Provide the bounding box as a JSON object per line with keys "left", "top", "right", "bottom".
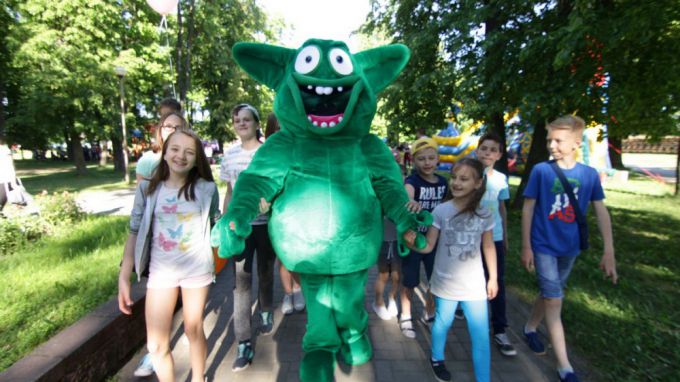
{"left": 360, "top": 134, "right": 430, "bottom": 253}
{"left": 227, "top": 132, "right": 291, "bottom": 227}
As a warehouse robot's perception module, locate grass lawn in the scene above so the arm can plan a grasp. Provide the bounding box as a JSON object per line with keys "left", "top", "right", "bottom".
{"left": 506, "top": 174, "right": 679, "bottom": 381}
{"left": 0, "top": 215, "right": 128, "bottom": 371}
{"left": 14, "top": 159, "right": 135, "bottom": 194}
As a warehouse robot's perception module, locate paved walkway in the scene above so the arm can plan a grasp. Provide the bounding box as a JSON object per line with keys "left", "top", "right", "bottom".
{"left": 114, "top": 262, "right": 582, "bottom": 382}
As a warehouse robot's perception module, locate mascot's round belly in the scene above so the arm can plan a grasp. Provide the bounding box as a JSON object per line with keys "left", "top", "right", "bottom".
{"left": 269, "top": 171, "right": 382, "bottom": 274}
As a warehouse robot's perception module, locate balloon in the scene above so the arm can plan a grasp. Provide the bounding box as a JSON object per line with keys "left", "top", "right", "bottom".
{"left": 147, "top": 0, "right": 178, "bottom": 16}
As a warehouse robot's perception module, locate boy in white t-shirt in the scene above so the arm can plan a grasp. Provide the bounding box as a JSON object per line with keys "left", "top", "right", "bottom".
{"left": 476, "top": 132, "right": 516, "bottom": 356}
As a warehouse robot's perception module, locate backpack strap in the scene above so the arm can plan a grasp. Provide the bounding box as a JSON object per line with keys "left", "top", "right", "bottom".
{"left": 548, "top": 160, "right": 589, "bottom": 250}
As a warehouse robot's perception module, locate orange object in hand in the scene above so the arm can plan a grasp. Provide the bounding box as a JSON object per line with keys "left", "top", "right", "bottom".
{"left": 213, "top": 247, "right": 228, "bottom": 274}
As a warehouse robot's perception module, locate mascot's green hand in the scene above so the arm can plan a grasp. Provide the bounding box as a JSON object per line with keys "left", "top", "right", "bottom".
{"left": 414, "top": 210, "right": 433, "bottom": 227}
{"left": 210, "top": 215, "right": 252, "bottom": 259}
{"left": 396, "top": 210, "right": 432, "bottom": 257}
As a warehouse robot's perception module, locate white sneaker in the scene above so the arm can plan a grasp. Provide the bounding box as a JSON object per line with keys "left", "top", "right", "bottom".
{"left": 372, "top": 302, "right": 393, "bottom": 320}
{"left": 293, "top": 288, "right": 305, "bottom": 311}
{"left": 133, "top": 353, "right": 154, "bottom": 377}
{"left": 386, "top": 298, "right": 398, "bottom": 318}
{"left": 281, "top": 294, "right": 294, "bottom": 315}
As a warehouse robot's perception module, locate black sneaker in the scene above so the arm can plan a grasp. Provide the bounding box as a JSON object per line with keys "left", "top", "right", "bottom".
{"left": 455, "top": 308, "right": 465, "bottom": 320}
{"left": 260, "top": 311, "right": 273, "bottom": 335}
{"left": 430, "top": 359, "right": 451, "bottom": 382}
{"left": 523, "top": 329, "right": 546, "bottom": 355}
{"left": 232, "top": 341, "right": 254, "bottom": 372}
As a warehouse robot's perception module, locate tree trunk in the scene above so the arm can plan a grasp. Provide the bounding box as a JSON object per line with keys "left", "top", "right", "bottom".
{"left": 512, "top": 119, "right": 549, "bottom": 209}
{"left": 112, "top": 136, "right": 124, "bottom": 172}
{"left": 489, "top": 111, "right": 509, "bottom": 175}
{"left": 675, "top": 136, "right": 679, "bottom": 196}
{"left": 69, "top": 129, "right": 87, "bottom": 175}
{"left": 0, "top": 81, "right": 5, "bottom": 138}
{"left": 608, "top": 135, "right": 625, "bottom": 169}
{"left": 176, "top": 1, "right": 184, "bottom": 103}
{"left": 183, "top": 0, "right": 195, "bottom": 108}
{"left": 483, "top": 2, "right": 509, "bottom": 176}
{"left": 64, "top": 128, "right": 73, "bottom": 160}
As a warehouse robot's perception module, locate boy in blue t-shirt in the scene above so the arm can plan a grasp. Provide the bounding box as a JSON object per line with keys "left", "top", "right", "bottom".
{"left": 521, "top": 115, "right": 617, "bottom": 382}
{"left": 476, "top": 132, "right": 516, "bottom": 357}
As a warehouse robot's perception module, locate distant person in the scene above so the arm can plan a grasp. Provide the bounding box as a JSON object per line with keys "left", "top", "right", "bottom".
{"left": 371, "top": 154, "right": 418, "bottom": 321}
{"left": 220, "top": 104, "right": 276, "bottom": 371}
{"left": 521, "top": 115, "right": 617, "bottom": 382}
{"left": 263, "top": 113, "right": 305, "bottom": 314}
{"left": 399, "top": 137, "right": 448, "bottom": 338}
{"left": 118, "top": 128, "right": 220, "bottom": 382}
{"left": 476, "top": 132, "right": 516, "bottom": 356}
{"left": 136, "top": 111, "right": 186, "bottom": 183}
{"left": 265, "top": 112, "right": 280, "bottom": 139}
{"left": 406, "top": 157, "right": 498, "bottom": 382}
{"left": 0, "top": 136, "right": 18, "bottom": 215}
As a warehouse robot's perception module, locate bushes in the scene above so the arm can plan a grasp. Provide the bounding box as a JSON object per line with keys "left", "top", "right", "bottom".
{"left": 0, "top": 191, "right": 83, "bottom": 255}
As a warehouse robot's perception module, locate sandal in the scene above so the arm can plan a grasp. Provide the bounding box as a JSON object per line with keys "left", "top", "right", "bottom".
{"left": 399, "top": 318, "right": 416, "bottom": 339}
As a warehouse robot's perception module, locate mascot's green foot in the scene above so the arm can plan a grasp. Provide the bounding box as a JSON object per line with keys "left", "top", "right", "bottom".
{"left": 339, "top": 334, "right": 372, "bottom": 366}
{"left": 300, "top": 350, "right": 336, "bottom": 382}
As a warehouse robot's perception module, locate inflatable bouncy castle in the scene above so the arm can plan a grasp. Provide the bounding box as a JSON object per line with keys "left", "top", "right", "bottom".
{"left": 433, "top": 120, "right": 479, "bottom": 171}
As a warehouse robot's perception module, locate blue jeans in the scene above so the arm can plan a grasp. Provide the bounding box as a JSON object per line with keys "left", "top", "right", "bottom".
{"left": 431, "top": 297, "right": 490, "bottom": 382}
{"left": 533, "top": 252, "right": 577, "bottom": 298}
{"left": 483, "top": 241, "right": 507, "bottom": 334}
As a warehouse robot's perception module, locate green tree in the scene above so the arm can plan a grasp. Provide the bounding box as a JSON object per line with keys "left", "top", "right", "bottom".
{"left": 364, "top": 0, "right": 680, "bottom": 205}
{"left": 362, "top": 0, "right": 456, "bottom": 142}
{"left": 177, "top": 0, "right": 275, "bottom": 144}
{"left": 4, "top": 0, "right": 168, "bottom": 174}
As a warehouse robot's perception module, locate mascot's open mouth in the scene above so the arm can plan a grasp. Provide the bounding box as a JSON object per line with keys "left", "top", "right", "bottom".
{"left": 299, "top": 84, "right": 353, "bottom": 128}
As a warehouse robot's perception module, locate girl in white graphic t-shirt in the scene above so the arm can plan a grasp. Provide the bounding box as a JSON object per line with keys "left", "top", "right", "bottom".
{"left": 219, "top": 103, "right": 277, "bottom": 372}
{"left": 406, "top": 157, "right": 498, "bottom": 382}
{"left": 118, "top": 128, "right": 220, "bottom": 382}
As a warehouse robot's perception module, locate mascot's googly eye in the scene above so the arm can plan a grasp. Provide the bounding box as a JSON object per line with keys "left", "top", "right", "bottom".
{"left": 329, "top": 48, "right": 353, "bottom": 75}
{"left": 295, "top": 45, "right": 321, "bottom": 74}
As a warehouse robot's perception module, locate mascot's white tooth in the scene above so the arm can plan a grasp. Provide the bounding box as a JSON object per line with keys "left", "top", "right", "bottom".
{"left": 329, "top": 122, "right": 336, "bottom": 127}
{"left": 338, "top": 116, "right": 343, "bottom": 122}
{"left": 312, "top": 121, "right": 318, "bottom": 126}
{"left": 337, "top": 86, "right": 343, "bottom": 92}
{"left": 321, "top": 122, "right": 328, "bottom": 127}
{"left": 315, "top": 86, "right": 324, "bottom": 95}
{"left": 308, "top": 116, "right": 312, "bottom": 121}
{"left": 307, "top": 85, "right": 313, "bottom": 90}
{"left": 323, "top": 87, "right": 333, "bottom": 95}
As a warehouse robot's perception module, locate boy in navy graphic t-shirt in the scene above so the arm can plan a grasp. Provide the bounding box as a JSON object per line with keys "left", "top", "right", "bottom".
{"left": 399, "top": 137, "right": 448, "bottom": 339}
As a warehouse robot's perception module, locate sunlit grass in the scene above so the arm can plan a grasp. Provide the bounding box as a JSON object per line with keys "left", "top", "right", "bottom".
{"left": 0, "top": 215, "right": 128, "bottom": 371}
{"left": 506, "top": 174, "right": 680, "bottom": 381}
{"left": 14, "top": 160, "right": 135, "bottom": 194}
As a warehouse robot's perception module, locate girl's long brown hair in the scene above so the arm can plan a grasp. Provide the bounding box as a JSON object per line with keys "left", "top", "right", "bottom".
{"left": 451, "top": 157, "right": 487, "bottom": 218}
{"left": 146, "top": 129, "right": 214, "bottom": 201}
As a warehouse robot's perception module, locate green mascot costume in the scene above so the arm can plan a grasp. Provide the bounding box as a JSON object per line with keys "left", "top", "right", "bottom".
{"left": 212, "top": 39, "right": 430, "bottom": 381}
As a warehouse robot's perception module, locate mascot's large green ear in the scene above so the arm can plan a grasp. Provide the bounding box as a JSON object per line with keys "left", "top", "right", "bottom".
{"left": 232, "top": 42, "right": 296, "bottom": 90}
{"left": 355, "top": 44, "right": 410, "bottom": 93}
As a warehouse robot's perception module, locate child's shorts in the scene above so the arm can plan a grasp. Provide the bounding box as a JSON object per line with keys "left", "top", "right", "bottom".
{"left": 401, "top": 249, "right": 435, "bottom": 289}
{"left": 534, "top": 253, "right": 577, "bottom": 298}
{"left": 377, "top": 241, "right": 401, "bottom": 272}
{"left": 147, "top": 272, "right": 214, "bottom": 289}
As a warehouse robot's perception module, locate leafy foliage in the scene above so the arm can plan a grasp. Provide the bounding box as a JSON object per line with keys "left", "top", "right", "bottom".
{"left": 363, "top": 0, "right": 680, "bottom": 142}
{"left": 2, "top": 0, "right": 278, "bottom": 167}
{"left": 0, "top": 190, "right": 83, "bottom": 255}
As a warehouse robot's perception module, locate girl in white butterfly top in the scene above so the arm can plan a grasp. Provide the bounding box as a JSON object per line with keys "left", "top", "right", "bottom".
{"left": 407, "top": 157, "right": 498, "bottom": 382}
{"left": 118, "top": 128, "right": 220, "bottom": 382}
